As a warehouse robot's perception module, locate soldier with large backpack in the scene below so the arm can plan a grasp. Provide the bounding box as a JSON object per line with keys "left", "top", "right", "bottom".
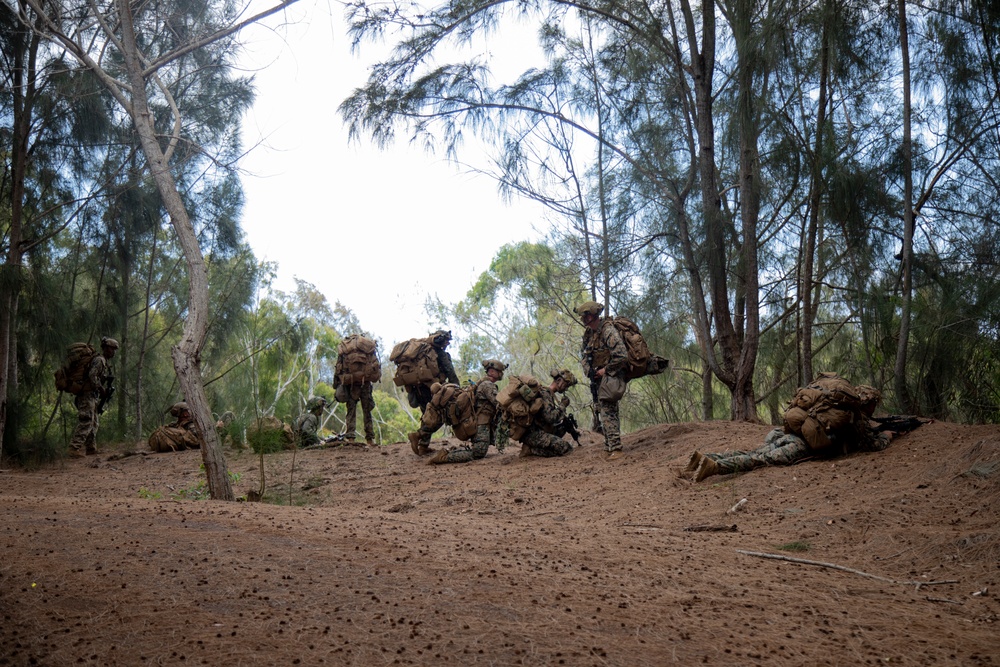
{"left": 684, "top": 373, "right": 900, "bottom": 482}
{"left": 426, "top": 359, "right": 507, "bottom": 464}
{"left": 407, "top": 380, "right": 479, "bottom": 457}
{"left": 575, "top": 301, "right": 669, "bottom": 461}
{"left": 334, "top": 334, "right": 381, "bottom": 446}
{"left": 57, "top": 336, "right": 118, "bottom": 458}
{"left": 502, "top": 369, "right": 579, "bottom": 458}
{"left": 390, "top": 329, "right": 459, "bottom": 413}
{"left": 148, "top": 402, "right": 202, "bottom": 453}
{"left": 575, "top": 301, "right": 629, "bottom": 460}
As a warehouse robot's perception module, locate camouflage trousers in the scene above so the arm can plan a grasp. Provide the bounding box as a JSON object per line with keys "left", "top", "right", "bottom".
{"left": 597, "top": 398, "right": 622, "bottom": 452}
{"left": 70, "top": 392, "right": 100, "bottom": 454}
{"left": 707, "top": 428, "right": 809, "bottom": 473}
{"left": 438, "top": 425, "right": 493, "bottom": 464}
{"left": 344, "top": 383, "right": 375, "bottom": 442}
{"left": 521, "top": 426, "right": 572, "bottom": 457}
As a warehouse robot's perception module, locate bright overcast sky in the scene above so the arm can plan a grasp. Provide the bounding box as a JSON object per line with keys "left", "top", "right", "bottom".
{"left": 236, "top": 1, "right": 550, "bottom": 347}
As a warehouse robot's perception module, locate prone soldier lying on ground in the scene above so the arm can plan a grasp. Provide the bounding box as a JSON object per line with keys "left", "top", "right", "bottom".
{"left": 681, "top": 373, "right": 929, "bottom": 482}
{"left": 148, "top": 401, "right": 202, "bottom": 453}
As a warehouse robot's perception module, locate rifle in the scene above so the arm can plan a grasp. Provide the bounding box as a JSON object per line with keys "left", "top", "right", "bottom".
{"left": 870, "top": 415, "right": 927, "bottom": 435}
{"left": 561, "top": 413, "right": 582, "bottom": 446}
{"left": 97, "top": 372, "right": 115, "bottom": 415}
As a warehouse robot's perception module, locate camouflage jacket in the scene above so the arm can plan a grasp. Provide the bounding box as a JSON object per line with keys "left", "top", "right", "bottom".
{"left": 580, "top": 319, "right": 628, "bottom": 380}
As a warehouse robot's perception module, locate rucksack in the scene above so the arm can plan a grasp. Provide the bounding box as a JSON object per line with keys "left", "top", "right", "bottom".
{"left": 390, "top": 337, "right": 441, "bottom": 387}
{"left": 497, "top": 374, "right": 545, "bottom": 441}
{"left": 337, "top": 334, "right": 381, "bottom": 386}
{"left": 428, "top": 382, "right": 478, "bottom": 441}
{"left": 54, "top": 342, "right": 98, "bottom": 394}
{"left": 783, "top": 373, "right": 863, "bottom": 448}
{"left": 587, "top": 317, "right": 669, "bottom": 381}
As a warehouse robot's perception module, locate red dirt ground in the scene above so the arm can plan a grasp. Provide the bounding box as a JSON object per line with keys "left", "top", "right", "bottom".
{"left": 2, "top": 419, "right": 998, "bottom": 666}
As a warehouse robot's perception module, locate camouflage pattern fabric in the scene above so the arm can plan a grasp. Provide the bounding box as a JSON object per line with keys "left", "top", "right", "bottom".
{"left": 581, "top": 319, "right": 627, "bottom": 453}
{"left": 597, "top": 397, "right": 622, "bottom": 453}
{"left": 70, "top": 391, "right": 100, "bottom": 455}
{"left": 69, "top": 354, "right": 110, "bottom": 455}
{"left": 438, "top": 424, "right": 492, "bottom": 463}
{"left": 342, "top": 382, "right": 375, "bottom": 442}
{"left": 435, "top": 348, "right": 460, "bottom": 386}
{"left": 148, "top": 422, "right": 201, "bottom": 453}
{"left": 705, "top": 428, "right": 810, "bottom": 473}
{"left": 295, "top": 411, "right": 321, "bottom": 446}
{"left": 521, "top": 426, "right": 572, "bottom": 457}
{"left": 434, "top": 374, "right": 503, "bottom": 464}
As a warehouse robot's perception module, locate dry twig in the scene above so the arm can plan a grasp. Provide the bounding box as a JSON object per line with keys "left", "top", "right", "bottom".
{"left": 736, "top": 550, "right": 959, "bottom": 589}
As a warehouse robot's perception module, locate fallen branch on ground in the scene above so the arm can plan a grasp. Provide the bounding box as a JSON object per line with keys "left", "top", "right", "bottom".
{"left": 736, "top": 549, "right": 958, "bottom": 589}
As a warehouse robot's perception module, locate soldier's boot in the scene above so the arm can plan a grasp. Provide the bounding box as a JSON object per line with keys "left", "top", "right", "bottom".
{"left": 606, "top": 450, "right": 624, "bottom": 461}
{"left": 408, "top": 432, "right": 421, "bottom": 456}
{"left": 366, "top": 437, "right": 376, "bottom": 447}
{"left": 68, "top": 447, "right": 86, "bottom": 459}
{"left": 683, "top": 451, "right": 703, "bottom": 473}
{"left": 427, "top": 449, "right": 449, "bottom": 465}
{"left": 694, "top": 457, "right": 721, "bottom": 482}
{"left": 519, "top": 444, "right": 533, "bottom": 458}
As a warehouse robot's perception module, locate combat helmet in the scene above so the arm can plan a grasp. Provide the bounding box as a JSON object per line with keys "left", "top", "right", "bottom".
{"left": 429, "top": 329, "right": 452, "bottom": 348}
{"left": 305, "top": 396, "right": 328, "bottom": 412}
{"left": 574, "top": 301, "right": 604, "bottom": 318}
{"left": 482, "top": 359, "right": 507, "bottom": 373}
{"left": 550, "top": 369, "right": 578, "bottom": 388}
{"left": 169, "top": 401, "right": 189, "bottom": 418}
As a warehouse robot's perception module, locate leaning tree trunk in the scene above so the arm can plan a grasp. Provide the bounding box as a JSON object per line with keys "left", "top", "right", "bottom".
{"left": 116, "top": 0, "right": 234, "bottom": 500}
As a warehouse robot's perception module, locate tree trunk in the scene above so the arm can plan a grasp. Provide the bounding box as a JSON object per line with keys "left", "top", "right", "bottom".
{"left": 117, "top": 0, "right": 234, "bottom": 500}
{"left": 0, "top": 14, "right": 40, "bottom": 454}
{"left": 801, "top": 11, "right": 830, "bottom": 385}
{"left": 894, "top": 0, "right": 915, "bottom": 413}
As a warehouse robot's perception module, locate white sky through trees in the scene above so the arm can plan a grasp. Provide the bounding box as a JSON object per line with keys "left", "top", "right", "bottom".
{"left": 237, "top": 2, "right": 548, "bottom": 348}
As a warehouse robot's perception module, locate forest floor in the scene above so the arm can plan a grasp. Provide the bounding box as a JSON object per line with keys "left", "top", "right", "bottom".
{"left": 2, "top": 419, "right": 999, "bottom": 666}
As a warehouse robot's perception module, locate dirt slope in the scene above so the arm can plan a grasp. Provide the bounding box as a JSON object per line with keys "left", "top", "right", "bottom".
{"left": 2, "top": 420, "right": 998, "bottom": 666}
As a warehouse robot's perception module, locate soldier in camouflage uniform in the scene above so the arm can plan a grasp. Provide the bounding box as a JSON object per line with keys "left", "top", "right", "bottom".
{"left": 294, "top": 397, "right": 328, "bottom": 447}
{"left": 575, "top": 301, "right": 628, "bottom": 460}
{"left": 686, "top": 379, "right": 891, "bottom": 482}
{"left": 69, "top": 337, "right": 118, "bottom": 458}
{"left": 407, "top": 330, "right": 461, "bottom": 413}
{"left": 519, "top": 369, "right": 578, "bottom": 458}
{"left": 148, "top": 402, "right": 202, "bottom": 452}
{"left": 427, "top": 359, "right": 507, "bottom": 465}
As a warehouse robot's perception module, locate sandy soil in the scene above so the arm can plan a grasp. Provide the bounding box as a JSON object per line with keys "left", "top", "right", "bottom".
{"left": 2, "top": 419, "right": 999, "bottom": 666}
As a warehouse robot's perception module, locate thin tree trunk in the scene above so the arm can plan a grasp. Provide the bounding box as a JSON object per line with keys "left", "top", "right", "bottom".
{"left": 894, "top": 0, "right": 915, "bottom": 413}
{"left": 116, "top": 0, "right": 234, "bottom": 500}
{"left": 801, "top": 12, "right": 830, "bottom": 385}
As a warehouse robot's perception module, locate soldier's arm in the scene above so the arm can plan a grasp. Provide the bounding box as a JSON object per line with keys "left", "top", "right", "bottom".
{"left": 602, "top": 323, "right": 629, "bottom": 377}
{"left": 440, "top": 353, "right": 460, "bottom": 385}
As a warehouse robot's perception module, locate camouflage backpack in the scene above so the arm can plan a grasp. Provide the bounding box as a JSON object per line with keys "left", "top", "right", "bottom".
{"left": 390, "top": 337, "right": 441, "bottom": 387}
{"left": 497, "top": 374, "right": 545, "bottom": 441}
{"left": 54, "top": 342, "right": 98, "bottom": 394}
{"left": 586, "top": 317, "right": 669, "bottom": 381}
{"left": 427, "top": 382, "right": 478, "bottom": 441}
{"left": 336, "top": 334, "right": 381, "bottom": 387}
{"left": 783, "top": 373, "right": 864, "bottom": 449}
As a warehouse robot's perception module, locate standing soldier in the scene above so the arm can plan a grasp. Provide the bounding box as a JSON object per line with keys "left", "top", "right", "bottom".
{"left": 411, "top": 330, "right": 460, "bottom": 412}
{"left": 69, "top": 336, "right": 118, "bottom": 458}
{"left": 575, "top": 301, "right": 628, "bottom": 460}
{"left": 427, "top": 359, "right": 507, "bottom": 464}
{"left": 334, "top": 334, "right": 380, "bottom": 446}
